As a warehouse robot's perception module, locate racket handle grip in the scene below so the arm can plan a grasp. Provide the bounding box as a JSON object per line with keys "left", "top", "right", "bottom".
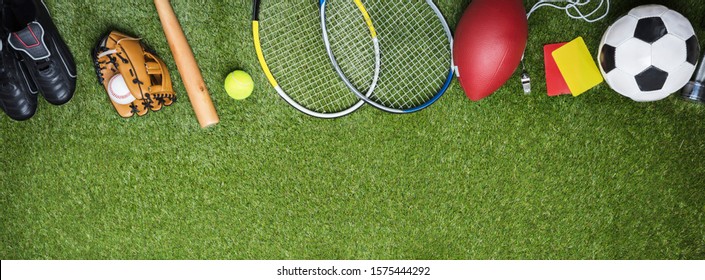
{"left": 252, "top": 0, "right": 262, "bottom": 20}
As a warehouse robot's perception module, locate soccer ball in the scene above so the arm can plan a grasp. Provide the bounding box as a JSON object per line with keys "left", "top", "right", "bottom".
{"left": 598, "top": 5, "right": 700, "bottom": 102}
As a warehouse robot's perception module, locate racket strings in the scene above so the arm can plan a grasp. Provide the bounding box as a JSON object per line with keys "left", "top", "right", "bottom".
{"left": 367, "top": 1, "right": 452, "bottom": 110}
{"left": 324, "top": 0, "right": 377, "bottom": 93}
{"left": 258, "top": 1, "right": 360, "bottom": 114}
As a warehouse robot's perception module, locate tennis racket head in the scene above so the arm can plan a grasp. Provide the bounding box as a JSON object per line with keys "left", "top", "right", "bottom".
{"left": 252, "top": 0, "right": 368, "bottom": 118}
{"left": 324, "top": 0, "right": 454, "bottom": 114}
{"left": 321, "top": 0, "right": 381, "bottom": 101}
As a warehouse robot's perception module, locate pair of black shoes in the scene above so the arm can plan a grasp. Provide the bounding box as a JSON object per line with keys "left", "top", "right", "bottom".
{"left": 0, "top": 0, "right": 76, "bottom": 121}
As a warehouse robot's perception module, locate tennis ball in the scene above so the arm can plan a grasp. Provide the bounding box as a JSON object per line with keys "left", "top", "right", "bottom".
{"left": 224, "top": 70, "right": 254, "bottom": 100}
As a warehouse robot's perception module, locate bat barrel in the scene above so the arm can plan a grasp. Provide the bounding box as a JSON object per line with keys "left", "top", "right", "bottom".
{"left": 154, "top": 0, "right": 219, "bottom": 128}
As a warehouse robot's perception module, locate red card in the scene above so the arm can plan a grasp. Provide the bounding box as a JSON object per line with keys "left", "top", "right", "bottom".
{"left": 544, "top": 43, "right": 572, "bottom": 96}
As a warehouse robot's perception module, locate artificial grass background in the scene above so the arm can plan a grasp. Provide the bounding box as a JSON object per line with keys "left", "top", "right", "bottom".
{"left": 1, "top": 0, "right": 705, "bottom": 259}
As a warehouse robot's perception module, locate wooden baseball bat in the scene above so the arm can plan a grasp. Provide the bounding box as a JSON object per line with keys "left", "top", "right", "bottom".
{"left": 154, "top": 0, "right": 219, "bottom": 128}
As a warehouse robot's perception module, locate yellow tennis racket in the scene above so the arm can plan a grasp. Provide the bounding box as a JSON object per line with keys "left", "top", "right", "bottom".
{"left": 252, "top": 0, "right": 378, "bottom": 118}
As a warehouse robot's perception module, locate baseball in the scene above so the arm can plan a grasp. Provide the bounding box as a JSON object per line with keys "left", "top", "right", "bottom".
{"left": 108, "top": 74, "right": 136, "bottom": 105}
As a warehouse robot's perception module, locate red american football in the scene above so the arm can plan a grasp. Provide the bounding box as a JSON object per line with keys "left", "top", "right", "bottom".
{"left": 454, "top": 0, "right": 528, "bottom": 101}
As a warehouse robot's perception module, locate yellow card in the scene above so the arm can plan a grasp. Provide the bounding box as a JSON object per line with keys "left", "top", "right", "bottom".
{"left": 552, "top": 37, "right": 604, "bottom": 96}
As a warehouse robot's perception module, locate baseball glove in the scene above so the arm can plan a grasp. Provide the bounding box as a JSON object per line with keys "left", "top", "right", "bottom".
{"left": 92, "top": 31, "right": 176, "bottom": 117}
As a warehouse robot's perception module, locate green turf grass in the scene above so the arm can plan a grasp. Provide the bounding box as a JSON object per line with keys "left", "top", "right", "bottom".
{"left": 1, "top": 0, "right": 705, "bottom": 259}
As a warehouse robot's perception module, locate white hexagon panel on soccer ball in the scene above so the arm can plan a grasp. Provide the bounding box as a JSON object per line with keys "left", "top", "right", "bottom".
{"left": 602, "top": 16, "right": 639, "bottom": 47}
{"left": 615, "top": 38, "right": 652, "bottom": 76}
{"left": 661, "top": 10, "right": 696, "bottom": 40}
{"left": 628, "top": 5, "right": 669, "bottom": 19}
{"left": 662, "top": 62, "right": 697, "bottom": 94}
{"left": 605, "top": 68, "right": 642, "bottom": 100}
{"left": 652, "top": 34, "right": 687, "bottom": 72}
{"left": 629, "top": 91, "right": 670, "bottom": 102}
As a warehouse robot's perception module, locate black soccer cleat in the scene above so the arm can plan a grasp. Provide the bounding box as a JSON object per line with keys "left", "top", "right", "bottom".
{"left": 3, "top": 0, "right": 76, "bottom": 106}
{"left": 0, "top": 16, "right": 38, "bottom": 121}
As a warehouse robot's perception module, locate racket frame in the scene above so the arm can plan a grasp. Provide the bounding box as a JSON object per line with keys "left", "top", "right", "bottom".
{"left": 322, "top": 0, "right": 455, "bottom": 114}
{"left": 252, "top": 0, "right": 368, "bottom": 118}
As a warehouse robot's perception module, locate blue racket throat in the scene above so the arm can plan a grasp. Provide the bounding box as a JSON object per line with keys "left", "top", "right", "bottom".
{"left": 403, "top": 70, "right": 455, "bottom": 114}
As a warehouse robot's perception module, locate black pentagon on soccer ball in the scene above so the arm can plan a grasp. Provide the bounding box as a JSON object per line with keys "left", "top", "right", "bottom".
{"left": 636, "top": 66, "right": 669, "bottom": 91}
{"left": 686, "top": 36, "right": 700, "bottom": 65}
{"left": 634, "top": 17, "right": 668, "bottom": 43}
{"left": 600, "top": 44, "right": 617, "bottom": 73}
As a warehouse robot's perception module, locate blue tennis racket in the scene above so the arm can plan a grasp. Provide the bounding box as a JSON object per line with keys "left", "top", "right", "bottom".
{"left": 322, "top": 0, "right": 454, "bottom": 114}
